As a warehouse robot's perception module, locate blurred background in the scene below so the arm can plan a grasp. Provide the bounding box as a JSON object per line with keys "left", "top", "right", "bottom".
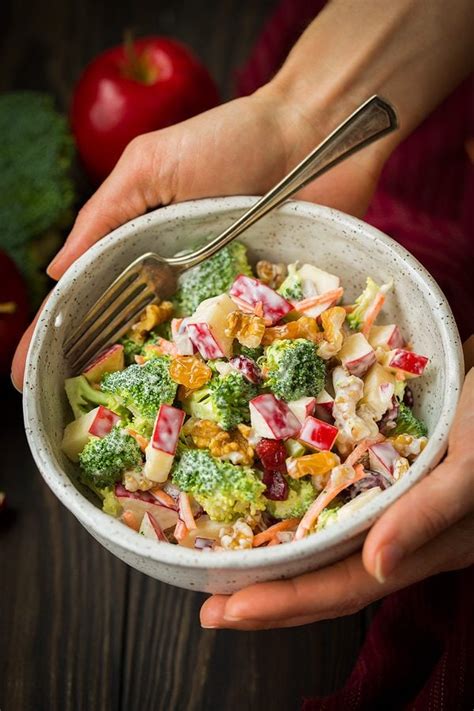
{"left": 0, "top": 1, "right": 379, "bottom": 709}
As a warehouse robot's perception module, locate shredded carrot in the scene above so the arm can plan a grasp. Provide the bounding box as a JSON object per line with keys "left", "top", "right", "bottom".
{"left": 344, "top": 433, "right": 385, "bottom": 468}
{"left": 174, "top": 519, "right": 189, "bottom": 542}
{"left": 147, "top": 339, "right": 178, "bottom": 356}
{"left": 253, "top": 518, "right": 301, "bottom": 547}
{"left": 267, "top": 537, "right": 281, "bottom": 547}
{"left": 122, "top": 510, "right": 140, "bottom": 532}
{"left": 295, "top": 464, "right": 367, "bottom": 540}
{"left": 179, "top": 492, "right": 197, "bottom": 530}
{"left": 294, "top": 288, "right": 344, "bottom": 313}
{"left": 150, "top": 488, "right": 178, "bottom": 509}
{"left": 126, "top": 428, "right": 149, "bottom": 452}
{"left": 361, "top": 292, "right": 385, "bottom": 337}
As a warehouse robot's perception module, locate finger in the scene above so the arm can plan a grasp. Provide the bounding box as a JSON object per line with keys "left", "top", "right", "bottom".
{"left": 47, "top": 135, "right": 162, "bottom": 280}
{"left": 11, "top": 293, "right": 51, "bottom": 391}
{"left": 363, "top": 371, "right": 474, "bottom": 581}
{"left": 199, "top": 514, "right": 474, "bottom": 630}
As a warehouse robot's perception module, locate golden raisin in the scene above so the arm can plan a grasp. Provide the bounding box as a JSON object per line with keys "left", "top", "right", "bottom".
{"left": 286, "top": 451, "right": 339, "bottom": 479}
{"left": 132, "top": 302, "right": 174, "bottom": 336}
{"left": 169, "top": 356, "right": 212, "bottom": 389}
{"left": 261, "top": 316, "right": 322, "bottom": 345}
{"left": 225, "top": 311, "right": 266, "bottom": 348}
{"left": 256, "top": 260, "right": 287, "bottom": 289}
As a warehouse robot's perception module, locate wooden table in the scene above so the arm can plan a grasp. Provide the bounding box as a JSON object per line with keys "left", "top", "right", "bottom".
{"left": 0, "top": 2, "right": 375, "bottom": 707}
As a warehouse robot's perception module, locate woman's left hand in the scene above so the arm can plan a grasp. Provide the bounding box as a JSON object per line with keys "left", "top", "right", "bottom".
{"left": 200, "top": 366, "right": 474, "bottom": 630}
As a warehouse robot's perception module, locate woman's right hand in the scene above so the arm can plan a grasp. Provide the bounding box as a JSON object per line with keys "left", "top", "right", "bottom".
{"left": 11, "top": 87, "right": 386, "bottom": 390}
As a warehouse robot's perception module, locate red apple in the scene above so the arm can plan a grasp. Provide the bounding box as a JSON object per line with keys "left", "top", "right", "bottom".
{"left": 144, "top": 404, "right": 185, "bottom": 483}
{"left": 368, "top": 324, "right": 404, "bottom": 351}
{"left": 186, "top": 294, "right": 235, "bottom": 359}
{"left": 250, "top": 394, "right": 301, "bottom": 440}
{"left": 339, "top": 333, "right": 376, "bottom": 377}
{"left": 71, "top": 36, "right": 220, "bottom": 183}
{"left": 139, "top": 511, "right": 168, "bottom": 542}
{"left": 314, "top": 389, "right": 335, "bottom": 422}
{"left": 61, "top": 405, "right": 120, "bottom": 461}
{"left": 171, "top": 318, "right": 195, "bottom": 355}
{"left": 299, "top": 416, "right": 339, "bottom": 451}
{"left": 83, "top": 344, "right": 124, "bottom": 383}
{"left": 383, "top": 348, "right": 429, "bottom": 378}
{"left": 115, "top": 483, "right": 178, "bottom": 529}
{"left": 229, "top": 275, "right": 293, "bottom": 325}
{"left": 368, "top": 441, "right": 399, "bottom": 480}
{"left": 287, "top": 396, "right": 316, "bottom": 424}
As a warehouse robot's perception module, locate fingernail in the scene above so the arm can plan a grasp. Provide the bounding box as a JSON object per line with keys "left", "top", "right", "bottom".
{"left": 47, "top": 248, "right": 65, "bottom": 276}
{"left": 201, "top": 624, "right": 219, "bottom": 629}
{"left": 374, "top": 543, "right": 403, "bottom": 583}
{"left": 10, "top": 372, "right": 22, "bottom": 394}
{"left": 223, "top": 614, "right": 244, "bottom": 623}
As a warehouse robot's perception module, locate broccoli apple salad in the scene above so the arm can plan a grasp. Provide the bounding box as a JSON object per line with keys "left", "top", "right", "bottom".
{"left": 61, "top": 242, "right": 429, "bottom": 551}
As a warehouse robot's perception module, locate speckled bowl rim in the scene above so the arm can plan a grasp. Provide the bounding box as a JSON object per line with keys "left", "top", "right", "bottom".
{"left": 24, "top": 197, "right": 463, "bottom": 571}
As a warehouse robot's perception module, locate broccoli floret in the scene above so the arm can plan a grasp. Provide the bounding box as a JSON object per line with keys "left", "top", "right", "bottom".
{"left": 172, "top": 241, "right": 253, "bottom": 316}
{"left": 316, "top": 500, "right": 343, "bottom": 531}
{"left": 278, "top": 263, "right": 303, "bottom": 301}
{"left": 79, "top": 426, "right": 142, "bottom": 489}
{"left": 101, "top": 357, "right": 177, "bottom": 427}
{"left": 265, "top": 477, "right": 316, "bottom": 519}
{"left": 101, "top": 487, "right": 123, "bottom": 517}
{"left": 235, "top": 343, "right": 264, "bottom": 361}
{"left": 182, "top": 370, "right": 257, "bottom": 430}
{"left": 119, "top": 335, "right": 144, "bottom": 365}
{"left": 0, "top": 92, "right": 75, "bottom": 306}
{"left": 172, "top": 448, "right": 266, "bottom": 523}
{"left": 347, "top": 277, "right": 392, "bottom": 331}
{"left": 65, "top": 375, "right": 120, "bottom": 419}
{"left": 391, "top": 402, "right": 428, "bottom": 437}
{"left": 263, "top": 338, "right": 326, "bottom": 401}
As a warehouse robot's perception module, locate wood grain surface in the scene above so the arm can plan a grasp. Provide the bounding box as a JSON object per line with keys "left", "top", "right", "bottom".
{"left": 0, "top": 1, "right": 376, "bottom": 708}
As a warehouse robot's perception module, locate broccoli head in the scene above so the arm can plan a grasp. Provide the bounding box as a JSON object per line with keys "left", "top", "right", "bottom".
{"left": 262, "top": 338, "right": 326, "bottom": 401}
{"left": 79, "top": 426, "right": 142, "bottom": 489}
{"left": 172, "top": 241, "right": 253, "bottom": 316}
{"left": 101, "top": 357, "right": 177, "bottom": 429}
{"left": 391, "top": 402, "right": 428, "bottom": 437}
{"left": 182, "top": 369, "right": 257, "bottom": 430}
{"left": 65, "top": 375, "right": 121, "bottom": 419}
{"left": 0, "top": 92, "right": 75, "bottom": 305}
{"left": 347, "top": 277, "right": 392, "bottom": 331}
{"left": 172, "top": 448, "right": 266, "bottom": 522}
{"left": 278, "top": 263, "right": 303, "bottom": 301}
{"left": 265, "top": 477, "right": 316, "bottom": 519}
{"left": 315, "top": 500, "right": 343, "bottom": 531}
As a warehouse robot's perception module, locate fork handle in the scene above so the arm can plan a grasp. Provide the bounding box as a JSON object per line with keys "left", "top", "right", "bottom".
{"left": 167, "top": 95, "right": 397, "bottom": 270}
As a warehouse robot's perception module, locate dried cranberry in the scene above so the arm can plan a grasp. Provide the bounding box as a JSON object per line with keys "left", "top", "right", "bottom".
{"left": 229, "top": 355, "right": 262, "bottom": 384}
{"left": 377, "top": 397, "right": 399, "bottom": 435}
{"left": 255, "top": 438, "right": 287, "bottom": 472}
{"left": 262, "top": 470, "right": 289, "bottom": 501}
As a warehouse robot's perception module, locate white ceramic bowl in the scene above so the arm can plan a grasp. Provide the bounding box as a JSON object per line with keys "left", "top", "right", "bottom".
{"left": 24, "top": 197, "right": 463, "bottom": 593}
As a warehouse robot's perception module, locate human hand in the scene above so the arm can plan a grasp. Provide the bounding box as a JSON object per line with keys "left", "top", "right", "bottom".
{"left": 200, "top": 367, "right": 474, "bottom": 630}
{"left": 11, "top": 87, "right": 386, "bottom": 390}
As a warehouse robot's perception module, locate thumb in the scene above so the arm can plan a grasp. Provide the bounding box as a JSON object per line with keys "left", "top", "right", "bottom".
{"left": 47, "top": 134, "right": 165, "bottom": 280}
{"left": 363, "top": 368, "right": 474, "bottom": 582}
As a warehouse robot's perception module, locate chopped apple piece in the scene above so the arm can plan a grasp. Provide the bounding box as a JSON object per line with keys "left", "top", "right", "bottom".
{"left": 314, "top": 389, "right": 334, "bottom": 422}
{"left": 299, "top": 416, "right": 339, "bottom": 451}
{"left": 83, "top": 344, "right": 124, "bottom": 383}
{"left": 361, "top": 363, "right": 396, "bottom": 420}
{"left": 339, "top": 333, "right": 376, "bottom": 377}
{"left": 171, "top": 318, "right": 195, "bottom": 355}
{"left": 383, "top": 348, "right": 429, "bottom": 378}
{"left": 368, "top": 441, "right": 399, "bottom": 480}
{"left": 287, "top": 396, "right": 316, "bottom": 424}
{"left": 229, "top": 274, "right": 293, "bottom": 325}
{"left": 368, "top": 324, "right": 404, "bottom": 351}
{"left": 144, "top": 404, "right": 185, "bottom": 483}
{"left": 250, "top": 394, "right": 301, "bottom": 439}
{"left": 298, "top": 264, "right": 340, "bottom": 296}
{"left": 61, "top": 406, "right": 120, "bottom": 461}
{"left": 115, "top": 484, "right": 178, "bottom": 529}
{"left": 186, "top": 293, "right": 235, "bottom": 358}
{"left": 139, "top": 511, "right": 168, "bottom": 542}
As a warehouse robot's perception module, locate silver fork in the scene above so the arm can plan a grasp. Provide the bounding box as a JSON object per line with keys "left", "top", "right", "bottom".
{"left": 64, "top": 95, "right": 397, "bottom": 372}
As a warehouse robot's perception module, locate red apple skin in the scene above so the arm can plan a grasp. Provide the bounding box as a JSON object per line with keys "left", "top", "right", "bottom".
{"left": 388, "top": 349, "right": 429, "bottom": 376}
{"left": 88, "top": 406, "right": 120, "bottom": 437}
{"left": 299, "top": 416, "right": 339, "bottom": 451}
{"left": 71, "top": 37, "right": 220, "bottom": 183}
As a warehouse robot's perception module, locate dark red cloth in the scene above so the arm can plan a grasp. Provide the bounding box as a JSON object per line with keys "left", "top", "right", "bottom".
{"left": 236, "top": 2, "right": 474, "bottom": 709}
